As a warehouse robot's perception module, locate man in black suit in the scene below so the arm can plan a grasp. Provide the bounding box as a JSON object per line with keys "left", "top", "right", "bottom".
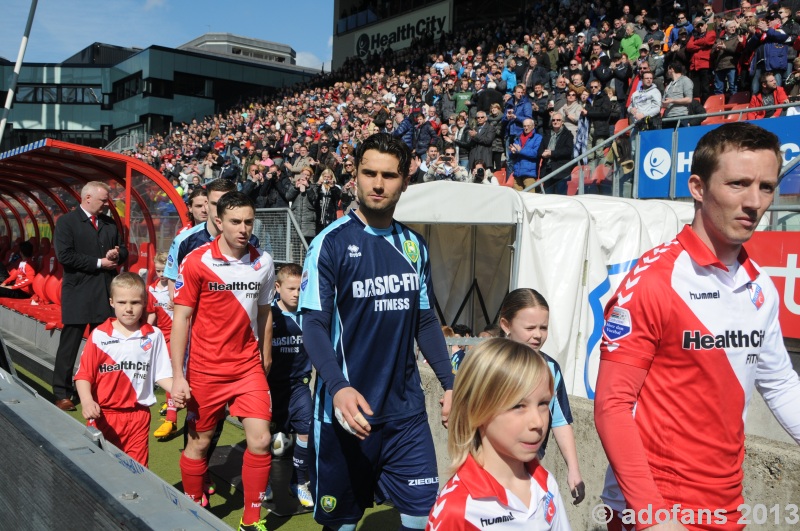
{"left": 52, "top": 181, "right": 128, "bottom": 411}
{"left": 538, "top": 114, "right": 575, "bottom": 194}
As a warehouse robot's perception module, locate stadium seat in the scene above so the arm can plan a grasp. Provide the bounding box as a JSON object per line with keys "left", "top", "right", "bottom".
{"left": 569, "top": 165, "right": 593, "bottom": 195}
{"left": 725, "top": 91, "right": 751, "bottom": 107}
{"left": 701, "top": 114, "right": 727, "bottom": 125}
{"left": 703, "top": 94, "right": 725, "bottom": 114}
{"left": 593, "top": 164, "right": 611, "bottom": 184}
{"left": 44, "top": 266, "right": 62, "bottom": 306}
{"left": 725, "top": 104, "right": 750, "bottom": 122}
{"left": 613, "top": 118, "right": 629, "bottom": 136}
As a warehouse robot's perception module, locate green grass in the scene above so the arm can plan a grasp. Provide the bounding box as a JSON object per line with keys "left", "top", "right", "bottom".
{"left": 14, "top": 365, "right": 400, "bottom": 530}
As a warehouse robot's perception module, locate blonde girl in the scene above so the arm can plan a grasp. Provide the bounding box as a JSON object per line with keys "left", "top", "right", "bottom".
{"left": 427, "top": 338, "right": 571, "bottom": 530}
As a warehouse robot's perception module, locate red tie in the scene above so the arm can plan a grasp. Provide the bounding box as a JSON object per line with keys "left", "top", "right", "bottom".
{"left": 90, "top": 215, "right": 98, "bottom": 230}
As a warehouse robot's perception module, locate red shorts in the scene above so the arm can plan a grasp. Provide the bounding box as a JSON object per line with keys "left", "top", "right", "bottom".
{"left": 92, "top": 406, "right": 151, "bottom": 467}
{"left": 186, "top": 369, "right": 271, "bottom": 433}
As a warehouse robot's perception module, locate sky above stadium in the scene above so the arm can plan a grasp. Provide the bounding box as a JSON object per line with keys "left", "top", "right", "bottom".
{"left": 0, "top": 0, "right": 333, "bottom": 70}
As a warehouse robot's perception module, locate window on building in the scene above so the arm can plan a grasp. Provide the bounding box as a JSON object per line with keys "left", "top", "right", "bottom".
{"left": 61, "top": 86, "right": 102, "bottom": 104}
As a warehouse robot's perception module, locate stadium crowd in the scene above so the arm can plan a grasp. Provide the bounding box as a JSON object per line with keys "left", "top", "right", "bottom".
{"left": 121, "top": 0, "right": 800, "bottom": 205}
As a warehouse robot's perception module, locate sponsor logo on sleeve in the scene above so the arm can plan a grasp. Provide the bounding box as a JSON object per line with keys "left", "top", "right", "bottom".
{"left": 300, "top": 270, "right": 309, "bottom": 291}
{"left": 175, "top": 274, "right": 184, "bottom": 290}
{"left": 603, "top": 306, "right": 632, "bottom": 341}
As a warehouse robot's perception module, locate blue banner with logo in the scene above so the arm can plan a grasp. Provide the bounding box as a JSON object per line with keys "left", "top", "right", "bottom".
{"left": 637, "top": 116, "right": 800, "bottom": 198}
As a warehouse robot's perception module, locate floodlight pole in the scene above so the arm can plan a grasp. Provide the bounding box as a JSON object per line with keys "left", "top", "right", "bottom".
{"left": 0, "top": 0, "right": 39, "bottom": 148}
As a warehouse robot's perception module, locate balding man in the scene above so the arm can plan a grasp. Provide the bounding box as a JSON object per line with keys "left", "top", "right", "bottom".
{"left": 508, "top": 118, "right": 543, "bottom": 191}
{"left": 53, "top": 181, "right": 128, "bottom": 411}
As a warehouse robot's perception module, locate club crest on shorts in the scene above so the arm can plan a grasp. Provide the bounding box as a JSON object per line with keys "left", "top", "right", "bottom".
{"left": 403, "top": 240, "right": 419, "bottom": 263}
{"left": 746, "top": 282, "right": 764, "bottom": 310}
{"left": 140, "top": 337, "right": 152, "bottom": 351}
{"left": 320, "top": 495, "right": 337, "bottom": 512}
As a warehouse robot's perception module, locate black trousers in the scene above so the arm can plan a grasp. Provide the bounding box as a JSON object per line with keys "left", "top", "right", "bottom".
{"left": 0, "top": 287, "right": 31, "bottom": 299}
{"left": 52, "top": 322, "right": 101, "bottom": 400}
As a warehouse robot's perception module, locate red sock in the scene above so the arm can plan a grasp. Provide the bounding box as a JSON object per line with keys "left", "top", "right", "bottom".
{"left": 180, "top": 452, "right": 207, "bottom": 503}
{"left": 166, "top": 392, "right": 177, "bottom": 423}
{"left": 242, "top": 449, "right": 272, "bottom": 524}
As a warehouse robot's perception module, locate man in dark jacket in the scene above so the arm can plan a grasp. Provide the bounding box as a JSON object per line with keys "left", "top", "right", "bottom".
{"left": 582, "top": 80, "right": 612, "bottom": 160}
{"left": 411, "top": 112, "right": 436, "bottom": 160}
{"left": 53, "top": 181, "right": 128, "bottom": 410}
{"left": 538, "top": 115, "right": 575, "bottom": 195}
{"left": 467, "top": 111, "right": 496, "bottom": 169}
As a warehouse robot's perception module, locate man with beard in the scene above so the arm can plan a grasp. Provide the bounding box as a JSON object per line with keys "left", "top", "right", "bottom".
{"left": 299, "top": 133, "right": 453, "bottom": 531}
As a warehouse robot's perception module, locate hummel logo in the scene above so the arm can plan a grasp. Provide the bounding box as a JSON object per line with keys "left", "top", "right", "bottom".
{"left": 348, "top": 244, "right": 362, "bottom": 258}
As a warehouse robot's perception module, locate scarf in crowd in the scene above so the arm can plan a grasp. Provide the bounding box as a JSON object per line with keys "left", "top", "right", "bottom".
{"left": 574, "top": 115, "right": 590, "bottom": 165}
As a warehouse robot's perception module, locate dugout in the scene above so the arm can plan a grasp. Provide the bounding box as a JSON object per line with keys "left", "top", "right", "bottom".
{"left": 0, "top": 139, "right": 189, "bottom": 307}
{"left": 394, "top": 182, "right": 695, "bottom": 398}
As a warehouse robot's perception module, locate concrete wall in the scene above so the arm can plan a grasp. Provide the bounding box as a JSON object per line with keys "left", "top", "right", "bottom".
{"left": 421, "top": 365, "right": 799, "bottom": 531}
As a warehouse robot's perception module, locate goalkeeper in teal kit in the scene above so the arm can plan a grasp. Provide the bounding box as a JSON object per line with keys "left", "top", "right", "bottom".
{"left": 299, "top": 133, "right": 454, "bottom": 531}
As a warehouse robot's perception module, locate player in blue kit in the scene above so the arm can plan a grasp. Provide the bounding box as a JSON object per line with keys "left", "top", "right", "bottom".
{"left": 268, "top": 263, "right": 314, "bottom": 508}
{"left": 299, "top": 133, "right": 454, "bottom": 531}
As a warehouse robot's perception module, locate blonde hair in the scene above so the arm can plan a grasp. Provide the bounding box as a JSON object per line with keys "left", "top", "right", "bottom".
{"left": 441, "top": 325, "right": 455, "bottom": 337}
{"left": 154, "top": 251, "right": 168, "bottom": 266}
{"left": 448, "top": 338, "right": 553, "bottom": 473}
{"left": 109, "top": 272, "right": 146, "bottom": 301}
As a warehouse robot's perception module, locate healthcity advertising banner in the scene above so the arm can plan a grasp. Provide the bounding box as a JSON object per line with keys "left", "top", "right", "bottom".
{"left": 746, "top": 231, "right": 800, "bottom": 340}
{"left": 638, "top": 115, "right": 800, "bottom": 198}
{"left": 332, "top": 2, "right": 451, "bottom": 69}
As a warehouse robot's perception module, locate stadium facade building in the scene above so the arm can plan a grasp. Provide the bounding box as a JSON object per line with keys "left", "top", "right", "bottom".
{"left": 331, "top": 0, "right": 519, "bottom": 69}
{"left": 0, "top": 34, "right": 319, "bottom": 151}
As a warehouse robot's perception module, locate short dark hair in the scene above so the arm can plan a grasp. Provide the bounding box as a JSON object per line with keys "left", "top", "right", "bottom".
{"left": 20, "top": 241, "right": 33, "bottom": 258}
{"left": 215, "top": 191, "right": 255, "bottom": 219}
{"left": 669, "top": 62, "right": 685, "bottom": 74}
{"left": 691, "top": 123, "right": 782, "bottom": 184}
{"left": 452, "top": 324, "right": 473, "bottom": 337}
{"left": 355, "top": 133, "right": 411, "bottom": 178}
{"left": 499, "top": 288, "right": 550, "bottom": 325}
{"left": 276, "top": 263, "right": 303, "bottom": 283}
{"left": 206, "top": 178, "right": 237, "bottom": 194}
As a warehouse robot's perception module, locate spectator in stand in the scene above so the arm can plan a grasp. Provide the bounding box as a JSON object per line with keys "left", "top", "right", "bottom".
{"left": 628, "top": 70, "right": 663, "bottom": 130}
{"left": 468, "top": 111, "right": 496, "bottom": 170}
{"left": 686, "top": 18, "right": 717, "bottom": 102}
{"left": 314, "top": 168, "right": 341, "bottom": 234}
{"left": 487, "top": 103, "right": 506, "bottom": 172}
{"left": 748, "top": 72, "right": 789, "bottom": 120}
{"left": 662, "top": 62, "right": 695, "bottom": 125}
{"left": 452, "top": 115, "right": 471, "bottom": 168}
{"left": 713, "top": 20, "right": 744, "bottom": 97}
{"left": 509, "top": 118, "right": 542, "bottom": 191}
{"left": 538, "top": 114, "right": 575, "bottom": 195}
{"left": 561, "top": 89, "right": 583, "bottom": 136}
{"left": 424, "top": 145, "right": 468, "bottom": 182}
{"left": 529, "top": 82, "right": 552, "bottom": 134}
{"left": 581, "top": 80, "right": 612, "bottom": 161}
{"left": 412, "top": 112, "right": 436, "bottom": 161}
{"left": 668, "top": 12, "right": 694, "bottom": 47}
{"left": 747, "top": 15, "right": 789, "bottom": 94}
{"left": 470, "top": 159, "right": 497, "bottom": 185}
{"left": 286, "top": 167, "right": 318, "bottom": 244}
{"left": 501, "top": 58, "right": 518, "bottom": 94}
{"left": 644, "top": 19, "right": 666, "bottom": 49}
{"left": 784, "top": 57, "right": 800, "bottom": 97}
{"left": 620, "top": 23, "right": 644, "bottom": 61}
{"left": 522, "top": 56, "right": 550, "bottom": 92}
{"left": 502, "top": 84, "right": 533, "bottom": 177}
{"left": 780, "top": 6, "right": 800, "bottom": 81}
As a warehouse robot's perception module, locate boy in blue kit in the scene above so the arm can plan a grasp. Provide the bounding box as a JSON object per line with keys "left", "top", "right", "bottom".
{"left": 268, "top": 263, "right": 314, "bottom": 508}
{"left": 299, "top": 133, "right": 454, "bottom": 531}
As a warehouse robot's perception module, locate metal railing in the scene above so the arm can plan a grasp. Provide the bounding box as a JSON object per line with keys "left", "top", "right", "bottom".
{"left": 103, "top": 127, "right": 148, "bottom": 153}
{"left": 524, "top": 100, "right": 800, "bottom": 198}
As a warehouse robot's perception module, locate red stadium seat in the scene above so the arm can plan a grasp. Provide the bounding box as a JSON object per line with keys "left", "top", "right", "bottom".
{"left": 725, "top": 91, "right": 751, "bottom": 107}
{"left": 568, "top": 165, "right": 593, "bottom": 195}
{"left": 613, "top": 118, "right": 629, "bottom": 136}
{"left": 593, "top": 164, "right": 611, "bottom": 184}
{"left": 44, "top": 263, "right": 62, "bottom": 306}
{"left": 704, "top": 94, "right": 725, "bottom": 114}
